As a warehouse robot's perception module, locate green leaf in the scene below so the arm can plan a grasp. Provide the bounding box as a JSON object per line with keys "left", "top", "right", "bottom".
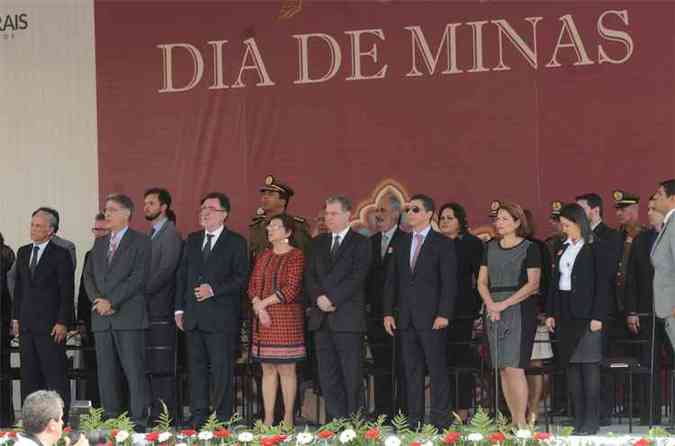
{"left": 203, "top": 412, "right": 226, "bottom": 432}
{"left": 468, "top": 407, "right": 495, "bottom": 434}
{"left": 152, "top": 401, "right": 173, "bottom": 432}
{"left": 391, "top": 411, "right": 411, "bottom": 435}
{"left": 80, "top": 407, "right": 105, "bottom": 433}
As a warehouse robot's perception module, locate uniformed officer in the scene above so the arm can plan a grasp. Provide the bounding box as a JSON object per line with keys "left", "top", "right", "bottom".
{"left": 249, "top": 175, "right": 311, "bottom": 261}
{"left": 544, "top": 201, "right": 565, "bottom": 258}
{"left": 613, "top": 190, "right": 645, "bottom": 312}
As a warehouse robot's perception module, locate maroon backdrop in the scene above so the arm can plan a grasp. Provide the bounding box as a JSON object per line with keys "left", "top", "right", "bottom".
{"left": 95, "top": 1, "right": 675, "bottom": 237}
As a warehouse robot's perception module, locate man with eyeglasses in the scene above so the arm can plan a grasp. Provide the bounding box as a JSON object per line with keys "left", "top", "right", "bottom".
{"left": 305, "top": 195, "right": 372, "bottom": 420}
{"left": 383, "top": 194, "right": 457, "bottom": 429}
{"left": 84, "top": 194, "right": 151, "bottom": 430}
{"left": 75, "top": 212, "right": 109, "bottom": 407}
{"left": 175, "top": 192, "right": 248, "bottom": 428}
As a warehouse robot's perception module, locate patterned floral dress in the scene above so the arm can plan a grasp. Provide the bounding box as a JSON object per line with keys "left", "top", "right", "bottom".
{"left": 248, "top": 248, "right": 305, "bottom": 363}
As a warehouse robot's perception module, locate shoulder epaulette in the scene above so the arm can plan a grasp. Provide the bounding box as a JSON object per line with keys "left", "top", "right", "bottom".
{"left": 249, "top": 215, "right": 265, "bottom": 227}
{"left": 292, "top": 215, "right": 306, "bottom": 224}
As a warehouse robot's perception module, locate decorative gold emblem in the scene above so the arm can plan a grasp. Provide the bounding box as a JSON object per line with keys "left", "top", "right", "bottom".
{"left": 490, "top": 200, "right": 501, "bottom": 211}
{"left": 613, "top": 190, "right": 623, "bottom": 201}
{"left": 552, "top": 201, "right": 562, "bottom": 212}
{"left": 265, "top": 175, "right": 275, "bottom": 185}
{"left": 256, "top": 207, "right": 265, "bottom": 216}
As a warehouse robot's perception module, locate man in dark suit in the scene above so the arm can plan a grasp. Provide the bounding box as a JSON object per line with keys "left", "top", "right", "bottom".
{"left": 383, "top": 194, "right": 457, "bottom": 429}
{"left": 365, "top": 193, "right": 403, "bottom": 418}
{"left": 143, "top": 188, "right": 183, "bottom": 420}
{"left": 175, "top": 192, "right": 248, "bottom": 427}
{"left": 305, "top": 195, "right": 371, "bottom": 420}
{"left": 625, "top": 195, "right": 666, "bottom": 424}
{"left": 76, "top": 212, "right": 109, "bottom": 407}
{"left": 12, "top": 208, "right": 74, "bottom": 420}
{"left": 84, "top": 194, "right": 151, "bottom": 429}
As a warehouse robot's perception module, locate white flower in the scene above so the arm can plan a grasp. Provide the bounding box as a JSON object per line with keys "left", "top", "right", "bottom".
{"left": 116, "top": 430, "right": 130, "bottom": 443}
{"left": 339, "top": 429, "right": 356, "bottom": 444}
{"left": 384, "top": 436, "right": 401, "bottom": 446}
{"left": 158, "top": 432, "right": 172, "bottom": 443}
{"left": 423, "top": 441, "right": 433, "bottom": 446}
{"left": 297, "top": 433, "right": 314, "bottom": 445}
{"left": 515, "top": 430, "right": 531, "bottom": 440}
{"left": 238, "top": 432, "right": 255, "bottom": 443}
{"left": 0, "top": 437, "right": 7, "bottom": 445}
{"left": 132, "top": 433, "right": 147, "bottom": 446}
{"left": 467, "top": 433, "right": 484, "bottom": 442}
{"left": 199, "top": 431, "right": 214, "bottom": 441}
{"left": 176, "top": 443, "right": 188, "bottom": 446}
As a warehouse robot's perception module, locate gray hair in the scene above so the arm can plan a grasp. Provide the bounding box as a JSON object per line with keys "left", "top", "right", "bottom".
{"left": 326, "top": 195, "right": 352, "bottom": 212}
{"left": 385, "top": 193, "right": 402, "bottom": 213}
{"left": 22, "top": 390, "right": 63, "bottom": 434}
{"left": 106, "top": 193, "right": 135, "bottom": 217}
{"left": 33, "top": 210, "right": 58, "bottom": 232}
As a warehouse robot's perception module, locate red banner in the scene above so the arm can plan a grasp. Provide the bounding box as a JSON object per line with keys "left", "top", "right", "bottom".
{"left": 95, "top": 1, "right": 675, "bottom": 236}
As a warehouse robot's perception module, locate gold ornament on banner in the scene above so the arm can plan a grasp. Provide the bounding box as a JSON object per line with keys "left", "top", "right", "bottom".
{"left": 279, "top": 0, "right": 303, "bottom": 19}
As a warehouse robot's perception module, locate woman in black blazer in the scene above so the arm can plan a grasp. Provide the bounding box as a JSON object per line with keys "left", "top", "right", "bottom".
{"left": 545, "top": 203, "right": 611, "bottom": 435}
{"left": 438, "top": 202, "right": 483, "bottom": 422}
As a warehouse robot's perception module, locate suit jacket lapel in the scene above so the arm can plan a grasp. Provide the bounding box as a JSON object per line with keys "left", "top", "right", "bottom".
{"left": 411, "top": 230, "right": 433, "bottom": 275}
{"left": 108, "top": 230, "right": 131, "bottom": 270}
{"left": 203, "top": 228, "right": 228, "bottom": 269}
{"left": 652, "top": 217, "right": 672, "bottom": 257}
{"left": 330, "top": 229, "right": 352, "bottom": 266}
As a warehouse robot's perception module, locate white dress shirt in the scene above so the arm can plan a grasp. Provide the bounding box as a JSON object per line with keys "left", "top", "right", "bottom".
{"left": 29, "top": 239, "right": 50, "bottom": 266}
{"left": 380, "top": 225, "right": 397, "bottom": 258}
{"left": 331, "top": 226, "right": 350, "bottom": 250}
{"left": 202, "top": 225, "right": 225, "bottom": 250}
{"left": 559, "top": 238, "right": 584, "bottom": 291}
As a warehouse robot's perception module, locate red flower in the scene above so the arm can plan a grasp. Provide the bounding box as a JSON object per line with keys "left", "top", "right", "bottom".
{"left": 63, "top": 427, "right": 73, "bottom": 434}
{"left": 8, "top": 432, "right": 17, "bottom": 438}
{"left": 534, "top": 433, "right": 552, "bottom": 441}
{"left": 411, "top": 442, "right": 422, "bottom": 446}
{"left": 214, "top": 429, "right": 231, "bottom": 439}
{"left": 106, "top": 442, "right": 113, "bottom": 446}
{"left": 443, "top": 432, "right": 461, "bottom": 445}
{"left": 489, "top": 432, "right": 506, "bottom": 443}
{"left": 110, "top": 430, "right": 119, "bottom": 440}
{"left": 146, "top": 432, "right": 160, "bottom": 442}
{"left": 276, "top": 435, "right": 288, "bottom": 443}
{"left": 364, "top": 429, "right": 380, "bottom": 440}
{"left": 318, "top": 431, "right": 335, "bottom": 440}
{"left": 635, "top": 439, "right": 652, "bottom": 446}
{"left": 180, "top": 430, "right": 197, "bottom": 438}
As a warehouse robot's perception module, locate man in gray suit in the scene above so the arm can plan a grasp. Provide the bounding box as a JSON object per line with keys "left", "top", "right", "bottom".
{"left": 143, "top": 188, "right": 183, "bottom": 421}
{"left": 651, "top": 178, "right": 675, "bottom": 349}
{"left": 7, "top": 207, "right": 76, "bottom": 303}
{"left": 84, "top": 194, "right": 151, "bottom": 429}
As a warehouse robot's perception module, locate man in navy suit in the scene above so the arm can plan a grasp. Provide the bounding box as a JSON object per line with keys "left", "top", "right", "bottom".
{"left": 383, "top": 194, "right": 457, "bottom": 429}
{"left": 305, "top": 195, "right": 372, "bottom": 420}
{"left": 12, "top": 209, "right": 74, "bottom": 420}
{"left": 175, "top": 192, "right": 248, "bottom": 427}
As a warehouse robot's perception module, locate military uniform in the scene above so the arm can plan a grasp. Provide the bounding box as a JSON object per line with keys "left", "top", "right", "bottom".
{"left": 613, "top": 190, "right": 645, "bottom": 312}
{"left": 248, "top": 175, "right": 312, "bottom": 262}
{"left": 544, "top": 201, "right": 565, "bottom": 260}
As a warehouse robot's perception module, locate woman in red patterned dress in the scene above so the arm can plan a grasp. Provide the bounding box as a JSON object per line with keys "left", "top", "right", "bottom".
{"left": 248, "top": 214, "right": 305, "bottom": 426}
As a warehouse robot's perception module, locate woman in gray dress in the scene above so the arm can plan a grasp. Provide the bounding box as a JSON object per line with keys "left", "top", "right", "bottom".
{"left": 545, "top": 203, "right": 610, "bottom": 435}
{"left": 478, "top": 203, "right": 542, "bottom": 427}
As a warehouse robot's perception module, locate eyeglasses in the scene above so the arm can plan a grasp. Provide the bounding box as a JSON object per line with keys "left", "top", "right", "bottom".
{"left": 199, "top": 207, "right": 226, "bottom": 214}
{"left": 405, "top": 206, "right": 422, "bottom": 214}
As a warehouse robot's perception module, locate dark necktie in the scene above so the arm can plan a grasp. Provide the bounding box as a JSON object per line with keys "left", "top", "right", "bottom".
{"left": 29, "top": 246, "right": 39, "bottom": 277}
{"left": 330, "top": 235, "right": 341, "bottom": 259}
{"left": 149, "top": 227, "right": 156, "bottom": 239}
{"left": 202, "top": 233, "right": 214, "bottom": 263}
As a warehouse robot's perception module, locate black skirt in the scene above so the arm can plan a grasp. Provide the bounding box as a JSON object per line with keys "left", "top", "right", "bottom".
{"left": 555, "top": 290, "right": 603, "bottom": 367}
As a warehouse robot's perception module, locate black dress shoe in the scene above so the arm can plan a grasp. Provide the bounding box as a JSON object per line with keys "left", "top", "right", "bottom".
{"left": 599, "top": 418, "right": 611, "bottom": 426}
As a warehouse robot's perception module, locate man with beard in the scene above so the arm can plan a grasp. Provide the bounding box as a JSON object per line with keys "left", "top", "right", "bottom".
{"left": 143, "top": 188, "right": 183, "bottom": 420}
{"left": 365, "top": 193, "right": 403, "bottom": 418}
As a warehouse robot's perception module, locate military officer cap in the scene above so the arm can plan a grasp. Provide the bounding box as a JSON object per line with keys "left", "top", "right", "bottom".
{"left": 260, "top": 175, "right": 294, "bottom": 201}
{"left": 488, "top": 200, "right": 502, "bottom": 218}
{"left": 612, "top": 190, "right": 639, "bottom": 208}
{"left": 550, "top": 201, "right": 563, "bottom": 219}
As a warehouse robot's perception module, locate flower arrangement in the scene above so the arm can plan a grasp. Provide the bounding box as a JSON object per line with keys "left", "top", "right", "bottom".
{"left": 0, "top": 407, "right": 673, "bottom": 446}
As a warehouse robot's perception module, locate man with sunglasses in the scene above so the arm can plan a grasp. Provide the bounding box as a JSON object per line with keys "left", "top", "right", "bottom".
{"left": 75, "top": 212, "right": 109, "bottom": 406}
{"left": 383, "top": 194, "right": 457, "bottom": 429}
{"left": 175, "top": 192, "right": 248, "bottom": 428}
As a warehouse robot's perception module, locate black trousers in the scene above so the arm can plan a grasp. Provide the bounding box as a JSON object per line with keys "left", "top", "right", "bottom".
{"left": 94, "top": 330, "right": 147, "bottom": 427}
{"left": 186, "top": 329, "right": 235, "bottom": 423}
{"left": 20, "top": 332, "right": 71, "bottom": 420}
{"left": 314, "top": 328, "right": 363, "bottom": 421}
{"left": 568, "top": 362, "right": 601, "bottom": 432}
{"left": 368, "top": 324, "right": 395, "bottom": 417}
{"left": 633, "top": 317, "right": 666, "bottom": 423}
{"left": 400, "top": 328, "right": 449, "bottom": 428}
{"left": 447, "top": 319, "right": 477, "bottom": 410}
{"left": 146, "top": 320, "right": 177, "bottom": 420}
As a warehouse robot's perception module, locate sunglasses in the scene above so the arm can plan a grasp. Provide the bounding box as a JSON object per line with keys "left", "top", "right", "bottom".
{"left": 405, "top": 206, "right": 422, "bottom": 214}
